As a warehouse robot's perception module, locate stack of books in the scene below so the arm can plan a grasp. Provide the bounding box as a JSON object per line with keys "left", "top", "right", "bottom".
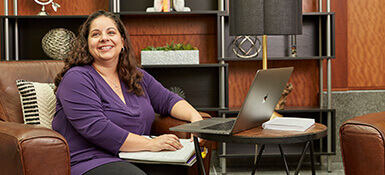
{"left": 262, "top": 117, "right": 315, "bottom": 132}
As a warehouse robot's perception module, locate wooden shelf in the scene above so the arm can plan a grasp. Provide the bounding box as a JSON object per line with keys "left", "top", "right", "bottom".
{"left": 219, "top": 106, "right": 336, "bottom": 114}
{"left": 219, "top": 13, "right": 336, "bottom": 60}
{"left": 0, "top": 15, "right": 89, "bottom": 19}
{"left": 117, "top": 11, "right": 220, "bottom": 16}
{"left": 1, "top": 17, "right": 86, "bottom": 60}
{"left": 219, "top": 12, "right": 335, "bottom": 17}
{"left": 119, "top": 0, "right": 221, "bottom": 12}
{"left": 218, "top": 56, "right": 335, "bottom": 61}
{"left": 142, "top": 63, "right": 226, "bottom": 68}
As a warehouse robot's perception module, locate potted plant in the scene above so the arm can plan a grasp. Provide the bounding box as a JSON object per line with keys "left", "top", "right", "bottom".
{"left": 141, "top": 42, "right": 199, "bottom": 65}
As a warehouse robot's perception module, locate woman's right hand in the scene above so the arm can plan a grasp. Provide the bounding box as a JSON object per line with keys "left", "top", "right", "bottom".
{"left": 149, "top": 134, "right": 183, "bottom": 152}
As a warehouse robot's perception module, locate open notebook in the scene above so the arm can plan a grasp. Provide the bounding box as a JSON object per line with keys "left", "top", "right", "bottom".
{"left": 119, "top": 137, "right": 196, "bottom": 166}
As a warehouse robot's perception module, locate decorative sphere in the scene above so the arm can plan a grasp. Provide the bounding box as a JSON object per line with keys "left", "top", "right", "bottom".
{"left": 42, "top": 28, "right": 76, "bottom": 60}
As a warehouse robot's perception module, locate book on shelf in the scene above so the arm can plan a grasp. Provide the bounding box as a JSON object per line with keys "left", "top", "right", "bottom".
{"left": 119, "top": 137, "right": 196, "bottom": 166}
{"left": 262, "top": 117, "right": 315, "bottom": 132}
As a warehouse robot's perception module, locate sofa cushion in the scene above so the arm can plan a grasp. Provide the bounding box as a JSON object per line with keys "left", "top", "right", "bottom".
{"left": 0, "top": 61, "right": 64, "bottom": 123}
{"left": 16, "top": 80, "right": 56, "bottom": 129}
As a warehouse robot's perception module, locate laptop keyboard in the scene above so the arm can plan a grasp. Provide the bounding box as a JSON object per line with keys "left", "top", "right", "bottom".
{"left": 203, "top": 120, "right": 235, "bottom": 131}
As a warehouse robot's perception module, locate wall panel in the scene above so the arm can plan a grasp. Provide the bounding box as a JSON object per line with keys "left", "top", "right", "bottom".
{"left": 348, "top": 0, "right": 385, "bottom": 88}
{"left": 122, "top": 15, "right": 217, "bottom": 64}
{"left": 303, "top": 0, "right": 318, "bottom": 12}
{"left": 326, "top": 0, "right": 348, "bottom": 90}
{"left": 228, "top": 60, "right": 319, "bottom": 108}
{"left": 17, "top": 0, "right": 108, "bottom": 15}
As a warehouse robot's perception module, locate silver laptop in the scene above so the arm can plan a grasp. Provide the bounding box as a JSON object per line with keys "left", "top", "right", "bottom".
{"left": 170, "top": 67, "right": 294, "bottom": 135}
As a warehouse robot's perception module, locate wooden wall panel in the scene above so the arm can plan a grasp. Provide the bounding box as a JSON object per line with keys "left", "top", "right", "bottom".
{"left": 303, "top": 0, "right": 318, "bottom": 12}
{"left": 328, "top": 0, "right": 348, "bottom": 90}
{"left": 347, "top": 0, "right": 385, "bottom": 88}
{"left": 122, "top": 15, "right": 217, "bottom": 64}
{"left": 0, "top": 1, "right": 14, "bottom": 15}
{"left": 0, "top": 1, "right": 3, "bottom": 15}
{"left": 228, "top": 60, "right": 319, "bottom": 108}
{"left": 17, "top": 0, "right": 108, "bottom": 15}
{"left": 0, "top": 0, "right": 1, "bottom": 60}
{"left": 123, "top": 15, "right": 216, "bottom": 35}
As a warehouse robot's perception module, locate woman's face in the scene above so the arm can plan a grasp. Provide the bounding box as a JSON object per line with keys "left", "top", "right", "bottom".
{"left": 88, "top": 16, "right": 124, "bottom": 63}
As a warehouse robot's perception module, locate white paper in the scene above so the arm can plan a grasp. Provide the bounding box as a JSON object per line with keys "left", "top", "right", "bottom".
{"left": 262, "top": 117, "right": 315, "bottom": 131}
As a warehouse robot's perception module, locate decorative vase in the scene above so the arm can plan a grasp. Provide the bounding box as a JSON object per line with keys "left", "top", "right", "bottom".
{"left": 41, "top": 28, "right": 75, "bottom": 60}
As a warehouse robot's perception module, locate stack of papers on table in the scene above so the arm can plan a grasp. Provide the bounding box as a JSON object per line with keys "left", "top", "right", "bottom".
{"left": 262, "top": 117, "right": 315, "bottom": 132}
{"left": 119, "top": 138, "right": 196, "bottom": 166}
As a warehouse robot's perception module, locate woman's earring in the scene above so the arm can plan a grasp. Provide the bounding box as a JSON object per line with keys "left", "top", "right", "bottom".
{"left": 121, "top": 47, "right": 125, "bottom": 53}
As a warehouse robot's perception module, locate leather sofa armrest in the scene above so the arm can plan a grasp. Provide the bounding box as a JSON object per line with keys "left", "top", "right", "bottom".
{"left": 0, "top": 121, "right": 70, "bottom": 175}
{"left": 340, "top": 111, "right": 385, "bottom": 175}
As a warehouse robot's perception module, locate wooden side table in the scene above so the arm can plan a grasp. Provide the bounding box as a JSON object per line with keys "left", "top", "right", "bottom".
{"left": 192, "top": 123, "right": 327, "bottom": 175}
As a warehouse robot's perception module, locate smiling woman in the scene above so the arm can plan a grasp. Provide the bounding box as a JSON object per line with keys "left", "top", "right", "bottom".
{"left": 87, "top": 16, "right": 126, "bottom": 102}
{"left": 51, "top": 10, "right": 204, "bottom": 175}
{"left": 88, "top": 17, "right": 124, "bottom": 63}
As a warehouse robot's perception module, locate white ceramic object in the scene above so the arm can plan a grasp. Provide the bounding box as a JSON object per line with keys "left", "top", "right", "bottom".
{"left": 173, "top": 0, "right": 185, "bottom": 11}
{"left": 153, "top": 0, "right": 162, "bottom": 12}
{"left": 141, "top": 50, "right": 199, "bottom": 65}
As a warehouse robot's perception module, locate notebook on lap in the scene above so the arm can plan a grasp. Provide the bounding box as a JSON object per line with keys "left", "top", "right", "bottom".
{"left": 170, "top": 67, "right": 294, "bottom": 135}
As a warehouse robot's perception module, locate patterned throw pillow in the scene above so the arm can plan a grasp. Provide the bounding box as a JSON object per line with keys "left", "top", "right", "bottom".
{"left": 16, "top": 80, "right": 56, "bottom": 129}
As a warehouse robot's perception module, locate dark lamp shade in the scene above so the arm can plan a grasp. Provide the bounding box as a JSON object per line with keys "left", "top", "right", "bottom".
{"left": 230, "top": 0, "right": 303, "bottom": 36}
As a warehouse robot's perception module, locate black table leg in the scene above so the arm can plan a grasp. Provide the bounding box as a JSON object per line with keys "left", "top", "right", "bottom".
{"left": 251, "top": 142, "right": 316, "bottom": 175}
{"left": 278, "top": 144, "right": 290, "bottom": 175}
{"left": 251, "top": 144, "right": 265, "bottom": 175}
{"left": 310, "top": 140, "right": 316, "bottom": 175}
{"left": 193, "top": 136, "right": 206, "bottom": 175}
{"left": 294, "top": 141, "right": 310, "bottom": 175}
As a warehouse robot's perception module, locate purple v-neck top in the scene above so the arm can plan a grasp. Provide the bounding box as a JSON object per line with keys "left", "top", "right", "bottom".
{"left": 52, "top": 65, "right": 183, "bottom": 175}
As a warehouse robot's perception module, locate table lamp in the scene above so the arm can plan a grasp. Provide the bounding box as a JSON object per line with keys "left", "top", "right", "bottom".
{"left": 229, "top": 0, "right": 303, "bottom": 69}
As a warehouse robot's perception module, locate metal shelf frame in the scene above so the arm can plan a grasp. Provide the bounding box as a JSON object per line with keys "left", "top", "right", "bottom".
{"left": 217, "top": 0, "right": 335, "bottom": 174}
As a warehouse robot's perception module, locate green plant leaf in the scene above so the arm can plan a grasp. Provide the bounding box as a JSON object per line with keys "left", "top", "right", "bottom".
{"left": 142, "top": 42, "right": 198, "bottom": 51}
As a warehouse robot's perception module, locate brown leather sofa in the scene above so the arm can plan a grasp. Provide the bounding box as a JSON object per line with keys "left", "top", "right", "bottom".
{"left": 0, "top": 60, "right": 212, "bottom": 175}
{"left": 340, "top": 111, "right": 385, "bottom": 175}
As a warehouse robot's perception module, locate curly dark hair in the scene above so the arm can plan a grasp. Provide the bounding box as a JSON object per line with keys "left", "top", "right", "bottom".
{"left": 54, "top": 10, "right": 144, "bottom": 96}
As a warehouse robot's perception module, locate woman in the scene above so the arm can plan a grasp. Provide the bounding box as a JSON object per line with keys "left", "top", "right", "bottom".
{"left": 52, "top": 10, "right": 203, "bottom": 175}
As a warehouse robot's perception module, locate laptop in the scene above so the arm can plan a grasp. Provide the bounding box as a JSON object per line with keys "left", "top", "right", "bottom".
{"left": 170, "top": 67, "right": 294, "bottom": 135}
